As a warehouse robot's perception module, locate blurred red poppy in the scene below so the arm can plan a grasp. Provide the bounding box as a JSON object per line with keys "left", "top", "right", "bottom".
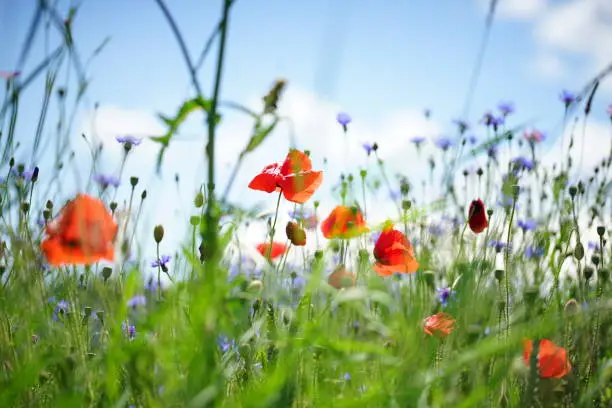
{"left": 286, "top": 221, "right": 306, "bottom": 246}
{"left": 256, "top": 242, "right": 287, "bottom": 260}
{"left": 248, "top": 149, "right": 323, "bottom": 204}
{"left": 468, "top": 199, "right": 488, "bottom": 234}
{"left": 523, "top": 339, "right": 571, "bottom": 378}
{"left": 423, "top": 312, "right": 456, "bottom": 338}
{"left": 373, "top": 224, "right": 418, "bottom": 276}
{"left": 327, "top": 265, "right": 356, "bottom": 289}
{"left": 41, "top": 194, "right": 118, "bottom": 266}
{"left": 320, "top": 205, "right": 368, "bottom": 239}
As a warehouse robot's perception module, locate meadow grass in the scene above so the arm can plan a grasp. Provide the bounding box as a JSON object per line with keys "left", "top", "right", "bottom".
{"left": 2, "top": 1, "right": 612, "bottom": 407}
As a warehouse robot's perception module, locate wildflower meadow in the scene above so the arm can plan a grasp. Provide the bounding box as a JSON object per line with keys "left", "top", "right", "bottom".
{"left": 2, "top": 1, "right": 612, "bottom": 407}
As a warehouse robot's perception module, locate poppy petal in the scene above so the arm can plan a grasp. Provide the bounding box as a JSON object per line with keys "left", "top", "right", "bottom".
{"left": 280, "top": 149, "right": 312, "bottom": 175}
{"left": 280, "top": 171, "right": 323, "bottom": 204}
{"left": 248, "top": 164, "right": 282, "bottom": 193}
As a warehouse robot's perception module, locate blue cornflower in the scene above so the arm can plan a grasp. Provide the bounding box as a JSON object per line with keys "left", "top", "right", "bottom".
{"left": 559, "top": 90, "right": 576, "bottom": 106}
{"left": 498, "top": 101, "right": 515, "bottom": 116}
{"left": 218, "top": 335, "right": 235, "bottom": 353}
{"left": 151, "top": 255, "right": 171, "bottom": 268}
{"left": 362, "top": 143, "right": 374, "bottom": 155}
{"left": 53, "top": 300, "right": 70, "bottom": 320}
{"left": 512, "top": 157, "right": 534, "bottom": 171}
{"left": 487, "top": 144, "right": 498, "bottom": 159}
{"left": 525, "top": 246, "right": 544, "bottom": 259}
{"left": 336, "top": 112, "right": 351, "bottom": 127}
{"left": 490, "top": 116, "right": 505, "bottom": 129}
{"left": 467, "top": 134, "right": 478, "bottom": 145}
{"left": 489, "top": 240, "right": 508, "bottom": 252}
{"left": 428, "top": 224, "right": 445, "bottom": 236}
{"left": 435, "top": 137, "right": 453, "bottom": 151}
{"left": 436, "top": 287, "right": 454, "bottom": 306}
{"left": 517, "top": 219, "right": 537, "bottom": 231}
{"left": 12, "top": 167, "right": 34, "bottom": 181}
{"left": 482, "top": 112, "right": 495, "bottom": 127}
{"left": 126, "top": 295, "right": 146, "bottom": 308}
{"left": 410, "top": 136, "right": 426, "bottom": 145}
{"left": 588, "top": 241, "right": 601, "bottom": 251}
{"left": 122, "top": 322, "right": 136, "bottom": 340}
{"left": 343, "top": 372, "right": 351, "bottom": 381}
{"left": 389, "top": 190, "right": 401, "bottom": 200}
{"left": 116, "top": 135, "right": 142, "bottom": 146}
{"left": 453, "top": 119, "right": 470, "bottom": 133}
{"left": 498, "top": 194, "right": 518, "bottom": 209}
{"left": 93, "top": 174, "right": 120, "bottom": 188}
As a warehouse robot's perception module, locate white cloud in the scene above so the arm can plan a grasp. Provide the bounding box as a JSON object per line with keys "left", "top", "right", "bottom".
{"left": 531, "top": 53, "right": 566, "bottom": 79}
{"left": 496, "top": 0, "right": 548, "bottom": 20}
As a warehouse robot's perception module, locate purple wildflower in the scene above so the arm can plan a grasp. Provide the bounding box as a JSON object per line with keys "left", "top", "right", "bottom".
{"left": 517, "top": 219, "right": 537, "bottom": 231}
{"left": 343, "top": 372, "right": 351, "bottom": 381}
{"left": 122, "top": 322, "right": 136, "bottom": 340}
{"left": 436, "top": 287, "right": 453, "bottom": 306}
{"left": 53, "top": 300, "right": 69, "bottom": 321}
{"left": 467, "top": 134, "right": 478, "bottom": 145}
{"left": 498, "top": 101, "right": 515, "bottom": 116}
{"left": 482, "top": 112, "right": 495, "bottom": 127}
{"left": 588, "top": 241, "right": 601, "bottom": 251}
{"left": 410, "top": 136, "right": 426, "bottom": 145}
{"left": 389, "top": 190, "right": 401, "bottom": 200}
{"left": 12, "top": 168, "right": 34, "bottom": 181}
{"left": 218, "top": 335, "right": 234, "bottom": 353}
{"left": 93, "top": 174, "right": 120, "bottom": 188}
{"left": 490, "top": 116, "right": 505, "bottom": 130}
{"left": 362, "top": 143, "right": 374, "bottom": 155}
{"left": 559, "top": 90, "right": 576, "bottom": 107}
{"left": 525, "top": 246, "right": 544, "bottom": 259}
{"left": 127, "top": 295, "right": 147, "bottom": 308}
{"left": 453, "top": 119, "right": 470, "bottom": 134}
{"left": 435, "top": 137, "right": 453, "bottom": 151}
{"left": 116, "top": 135, "right": 142, "bottom": 146}
{"left": 512, "top": 157, "right": 534, "bottom": 171}
{"left": 489, "top": 240, "right": 508, "bottom": 252}
{"left": 487, "top": 144, "right": 498, "bottom": 159}
{"left": 151, "top": 255, "right": 171, "bottom": 268}
{"left": 336, "top": 112, "right": 351, "bottom": 127}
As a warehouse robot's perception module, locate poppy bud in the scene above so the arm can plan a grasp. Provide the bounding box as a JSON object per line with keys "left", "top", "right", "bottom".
{"left": 476, "top": 168, "right": 483, "bottom": 177}
{"left": 189, "top": 216, "right": 200, "bottom": 226}
{"left": 462, "top": 169, "right": 468, "bottom": 177}
{"left": 9, "top": 157, "right": 14, "bottom": 167}
{"left": 102, "top": 267, "right": 112, "bottom": 281}
{"left": 487, "top": 208, "right": 493, "bottom": 217}
{"left": 468, "top": 199, "right": 488, "bottom": 234}
{"left": 130, "top": 177, "right": 138, "bottom": 187}
{"left": 564, "top": 299, "right": 579, "bottom": 315}
{"left": 591, "top": 254, "right": 600, "bottom": 266}
{"left": 402, "top": 200, "right": 412, "bottom": 211}
{"left": 574, "top": 242, "right": 584, "bottom": 260}
{"left": 314, "top": 201, "right": 319, "bottom": 208}
{"left": 328, "top": 265, "right": 356, "bottom": 289}
{"left": 46, "top": 200, "right": 53, "bottom": 209}
{"left": 584, "top": 266, "right": 594, "bottom": 281}
{"left": 154, "top": 225, "right": 164, "bottom": 243}
{"left": 286, "top": 221, "right": 306, "bottom": 246}
{"left": 194, "top": 191, "right": 204, "bottom": 208}
{"left": 359, "top": 169, "right": 367, "bottom": 178}
{"left": 43, "top": 209, "right": 50, "bottom": 220}
{"left": 599, "top": 268, "right": 609, "bottom": 282}
{"left": 314, "top": 250, "right": 323, "bottom": 260}
{"left": 141, "top": 190, "right": 147, "bottom": 200}
{"left": 21, "top": 202, "right": 29, "bottom": 213}
{"left": 32, "top": 167, "right": 39, "bottom": 182}
{"left": 569, "top": 186, "right": 577, "bottom": 197}
{"left": 372, "top": 142, "right": 379, "bottom": 152}
{"left": 597, "top": 226, "right": 605, "bottom": 236}
{"left": 494, "top": 269, "right": 504, "bottom": 281}
{"left": 110, "top": 202, "right": 117, "bottom": 212}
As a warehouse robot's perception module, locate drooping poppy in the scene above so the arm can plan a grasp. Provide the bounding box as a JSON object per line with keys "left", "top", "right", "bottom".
{"left": 468, "top": 199, "right": 488, "bottom": 234}
{"left": 248, "top": 149, "right": 323, "bottom": 204}
{"left": 373, "top": 224, "right": 418, "bottom": 276}
{"left": 423, "top": 312, "right": 456, "bottom": 338}
{"left": 327, "top": 265, "right": 356, "bottom": 289}
{"left": 320, "top": 205, "right": 368, "bottom": 239}
{"left": 256, "top": 242, "right": 287, "bottom": 260}
{"left": 41, "top": 194, "right": 118, "bottom": 266}
{"left": 523, "top": 339, "right": 571, "bottom": 378}
{"left": 286, "top": 221, "right": 306, "bottom": 246}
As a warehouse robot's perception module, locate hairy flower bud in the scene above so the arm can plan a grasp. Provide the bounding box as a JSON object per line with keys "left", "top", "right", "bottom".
{"left": 154, "top": 225, "right": 164, "bottom": 243}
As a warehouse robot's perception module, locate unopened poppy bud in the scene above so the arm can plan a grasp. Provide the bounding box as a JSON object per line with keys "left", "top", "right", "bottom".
{"left": 462, "top": 169, "right": 468, "bottom": 177}
{"left": 247, "top": 280, "right": 264, "bottom": 293}
{"left": 330, "top": 241, "right": 340, "bottom": 253}
{"left": 512, "top": 185, "right": 520, "bottom": 199}
{"left": 372, "top": 142, "right": 379, "bottom": 152}
{"left": 16, "top": 163, "right": 24, "bottom": 174}
{"left": 46, "top": 200, "right": 53, "bottom": 209}
{"left": 43, "top": 209, "right": 50, "bottom": 220}
{"left": 584, "top": 266, "right": 594, "bottom": 281}
{"left": 578, "top": 181, "right": 585, "bottom": 194}
{"left": 423, "top": 270, "right": 435, "bottom": 289}
{"left": 162, "top": 264, "right": 168, "bottom": 273}
{"left": 141, "top": 190, "right": 147, "bottom": 200}
{"left": 32, "top": 167, "right": 39, "bottom": 182}
{"left": 597, "top": 226, "right": 605, "bottom": 236}
{"left": 21, "top": 202, "right": 29, "bottom": 213}
{"left": 314, "top": 250, "right": 323, "bottom": 260}
{"left": 9, "top": 157, "right": 14, "bottom": 167}
{"left": 190, "top": 216, "right": 200, "bottom": 226}
{"left": 154, "top": 225, "right": 164, "bottom": 243}
{"left": 486, "top": 208, "right": 493, "bottom": 217}
{"left": 130, "top": 177, "right": 138, "bottom": 187}
{"left": 599, "top": 268, "right": 609, "bottom": 282}
{"left": 574, "top": 242, "right": 584, "bottom": 260}
{"left": 347, "top": 173, "right": 354, "bottom": 183}
{"left": 194, "top": 191, "right": 204, "bottom": 208}
{"left": 313, "top": 201, "right": 319, "bottom": 208}
{"left": 591, "top": 254, "right": 600, "bottom": 266}
{"left": 476, "top": 168, "right": 483, "bottom": 177}
{"left": 494, "top": 269, "right": 504, "bottom": 281}
{"left": 569, "top": 186, "right": 577, "bottom": 197}
{"left": 360, "top": 169, "right": 367, "bottom": 178}
{"left": 110, "top": 202, "right": 117, "bottom": 212}
{"left": 304, "top": 150, "right": 311, "bottom": 157}
{"left": 402, "top": 200, "right": 412, "bottom": 211}
{"left": 564, "top": 299, "right": 579, "bottom": 315}
{"left": 286, "top": 221, "right": 306, "bottom": 246}
{"left": 101, "top": 267, "right": 112, "bottom": 281}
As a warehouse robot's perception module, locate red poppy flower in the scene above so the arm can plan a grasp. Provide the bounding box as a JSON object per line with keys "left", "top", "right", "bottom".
{"left": 256, "top": 242, "right": 287, "bottom": 260}
{"left": 41, "top": 194, "right": 118, "bottom": 266}
{"left": 423, "top": 312, "right": 456, "bottom": 338}
{"left": 320, "top": 205, "right": 368, "bottom": 239}
{"left": 373, "top": 224, "right": 418, "bottom": 276}
{"left": 248, "top": 149, "right": 323, "bottom": 204}
{"left": 468, "top": 199, "right": 488, "bottom": 234}
{"left": 327, "top": 265, "right": 356, "bottom": 289}
{"left": 523, "top": 339, "right": 571, "bottom": 378}
{"left": 286, "top": 221, "right": 306, "bottom": 246}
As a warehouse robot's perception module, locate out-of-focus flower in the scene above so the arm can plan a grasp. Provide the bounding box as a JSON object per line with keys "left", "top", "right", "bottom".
{"left": 489, "top": 240, "right": 508, "bottom": 252}
{"left": 362, "top": 143, "right": 374, "bottom": 155}
{"left": 436, "top": 287, "right": 454, "bottom": 306}
{"left": 122, "top": 322, "right": 136, "bottom": 340}
{"left": 512, "top": 157, "right": 534, "bottom": 171}
{"left": 525, "top": 246, "right": 544, "bottom": 259}
{"left": 424, "top": 108, "right": 431, "bottom": 118}
{"left": 256, "top": 242, "right": 286, "bottom": 260}
{"left": 410, "top": 136, "right": 426, "bottom": 146}
{"left": 0, "top": 70, "right": 21, "bottom": 79}
{"left": 53, "top": 300, "right": 70, "bottom": 321}
{"left": 523, "top": 339, "right": 571, "bottom": 378}
{"left": 41, "top": 194, "right": 118, "bottom": 266}
{"left": 559, "top": 90, "right": 576, "bottom": 107}
{"left": 328, "top": 265, "right": 356, "bottom": 289}
{"left": 467, "top": 134, "right": 478, "bottom": 145}
{"left": 337, "top": 112, "right": 351, "bottom": 129}
{"left": 423, "top": 312, "right": 456, "bottom": 338}
{"left": 518, "top": 219, "right": 537, "bottom": 231}
{"left": 588, "top": 241, "right": 601, "bottom": 251}
{"left": 435, "top": 137, "right": 453, "bottom": 151}
{"left": 116, "top": 135, "right": 142, "bottom": 146}
{"left": 523, "top": 129, "right": 546, "bottom": 144}
{"left": 151, "top": 254, "right": 171, "bottom": 268}
{"left": 12, "top": 168, "right": 34, "bottom": 181}
{"left": 127, "top": 295, "right": 146, "bottom": 308}
{"left": 321, "top": 205, "right": 368, "bottom": 239}
{"left": 607, "top": 104, "right": 612, "bottom": 119}
{"left": 286, "top": 221, "right": 306, "bottom": 246}
{"left": 93, "top": 174, "right": 120, "bottom": 189}
{"left": 453, "top": 119, "right": 469, "bottom": 134}
{"left": 498, "top": 101, "right": 515, "bottom": 116}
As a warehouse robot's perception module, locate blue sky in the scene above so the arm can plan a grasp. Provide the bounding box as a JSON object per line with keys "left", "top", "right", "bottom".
{"left": 1, "top": 0, "right": 611, "bottom": 265}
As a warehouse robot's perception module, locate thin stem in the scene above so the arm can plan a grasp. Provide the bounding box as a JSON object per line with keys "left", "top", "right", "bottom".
{"left": 504, "top": 193, "right": 517, "bottom": 339}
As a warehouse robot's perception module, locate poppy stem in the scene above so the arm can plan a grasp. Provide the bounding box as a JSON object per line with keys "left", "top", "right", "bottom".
{"left": 156, "top": 243, "right": 162, "bottom": 301}
{"left": 267, "top": 191, "right": 283, "bottom": 260}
